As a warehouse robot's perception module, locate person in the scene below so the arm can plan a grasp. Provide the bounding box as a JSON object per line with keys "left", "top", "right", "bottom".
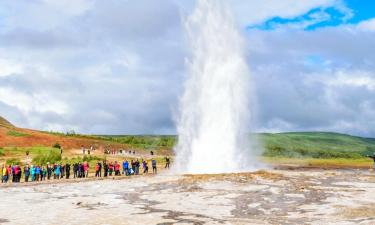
{"left": 114, "top": 161, "right": 120, "bottom": 176}
{"left": 103, "top": 162, "right": 108, "bottom": 177}
{"left": 78, "top": 163, "right": 82, "bottom": 178}
{"left": 35, "top": 166, "right": 41, "bottom": 182}
{"left": 65, "top": 163, "right": 71, "bottom": 179}
{"left": 81, "top": 145, "right": 86, "bottom": 155}
{"left": 2, "top": 164, "right": 8, "bottom": 183}
{"left": 135, "top": 159, "right": 140, "bottom": 175}
{"left": 60, "top": 164, "right": 65, "bottom": 179}
{"left": 98, "top": 161, "right": 102, "bottom": 177}
{"left": 37, "top": 165, "right": 42, "bottom": 181}
{"left": 83, "top": 161, "right": 89, "bottom": 178}
{"left": 142, "top": 160, "right": 148, "bottom": 174}
{"left": 131, "top": 160, "right": 135, "bottom": 174}
{"left": 47, "top": 163, "right": 52, "bottom": 180}
{"left": 73, "top": 163, "right": 78, "bottom": 178}
{"left": 13, "top": 165, "right": 20, "bottom": 182}
{"left": 11, "top": 165, "right": 15, "bottom": 182}
{"left": 42, "top": 166, "right": 47, "bottom": 181}
{"left": 54, "top": 164, "right": 60, "bottom": 179}
{"left": 109, "top": 162, "right": 113, "bottom": 176}
{"left": 31, "top": 165, "right": 36, "bottom": 181}
{"left": 165, "top": 156, "right": 170, "bottom": 169}
{"left": 367, "top": 153, "right": 375, "bottom": 170}
{"left": 123, "top": 160, "right": 129, "bottom": 176}
{"left": 152, "top": 159, "right": 157, "bottom": 174}
{"left": 95, "top": 162, "right": 100, "bottom": 177}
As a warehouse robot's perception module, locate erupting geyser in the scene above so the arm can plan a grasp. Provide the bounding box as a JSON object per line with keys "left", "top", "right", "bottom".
{"left": 174, "top": 0, "right": 256, "bottom": 174}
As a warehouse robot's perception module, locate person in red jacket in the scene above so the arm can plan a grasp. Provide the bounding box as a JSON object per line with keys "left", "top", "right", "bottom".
{"left": 109, "top": 162, "right": 114, "bottom": 176}
{"left": 114, "top": 161, "right": 121, "bottom": 176}
{"left": 83, "top": 161, "right": 89, "bottom": 178}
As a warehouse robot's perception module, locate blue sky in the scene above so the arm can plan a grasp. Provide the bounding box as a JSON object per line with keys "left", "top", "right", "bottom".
{"left": 0, "top": 0, "right": 375, "bottom": 136}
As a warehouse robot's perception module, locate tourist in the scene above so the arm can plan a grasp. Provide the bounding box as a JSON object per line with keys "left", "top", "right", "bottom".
{"left": 35, "top": 166, "right": 40, "bottom": 181}
{"left": 47, "top": 163, "right": 52, "bottom": 180}
{"left": 114, "top": 161, "right": 120, "bottom": 176}
{"left": 98, "top": 161, "right": 102, "bottom": 177}
{"left": 14, "top": 165, "right": 21, "bottom": 182}
{"left": 135, "top": 159, "right": 140, "bottom": 175}
{"left": 95, "top": 162, "right": 100, "bottom": 177}
{"left": 83, "top": 161, "right": 89, "bottom": 178}
{"left": 131, "top": 160, "right": 135, "bottom": 174}
{"left": 81, "top": 145, "right": 85, "bottom": 155}
{"left": 31, "top": 165, "right": 36, "bottom": 181}
{"left": 103, "top": 162, "right": 108, "bottom": 177}
{"left": 60, "top": 164, "right": 65, "bottom": 179}
{"left": 55, "top": 164, "right": 60, "bottom": 179}
{"left": 142, "top": 160, "right": 148, "bottom": 174}
{"left": 2, "top": 164, "right": 8, "bottom": 183}
{"left": 73, "top": 163, "right": 78, "bottom": 178}
{"left": 123, "top": 160, "right": 129, "bottom": 176}
{"left": 109, "top": 162, "right": 113, "bottom": 176}
{"left": 152, "top": 159, "right": 157, "bottom": 174}
{"left": 42, "top": 166, "right": 47, "bottom": 181}
{"left": 65, "top": 163, "right": 71, "bottom": 179}
{"left": 78, "top": 163, "right": 83, "bottom": 178}
{"left": 165, "top": 156, "right": 170, "bottom": 169}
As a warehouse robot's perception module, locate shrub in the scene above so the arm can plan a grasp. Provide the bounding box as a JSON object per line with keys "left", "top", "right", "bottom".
{"left": 52, "top": 142, "right": 61, "bottom": 149}
{"left": 0, "top": 148, "right": 4, "bottom": 156}
{"left": 33, "top": 149, "right": 62, "bottom": 165}
{"left": 82, "top": 155, "right": 102, "bottom": 162}
{"left": 6, "top": 158, "right": 21, "bottom": 165}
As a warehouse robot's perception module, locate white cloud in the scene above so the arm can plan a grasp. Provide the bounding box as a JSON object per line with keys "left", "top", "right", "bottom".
{"left": 358, "top": 18, "right": 375, "bottom": 31}
{"left": 0, "top": 0, "right": 374, "bottom": 137}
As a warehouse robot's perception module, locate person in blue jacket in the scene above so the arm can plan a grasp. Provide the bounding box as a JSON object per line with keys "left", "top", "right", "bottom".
{"left": 35, "top": 166, "right": 41, "bottom": 181}
{"left": 55, "top": 164, "right": 60, "bottom": 179}
{"left": 123, "top": 160, "right": 129, "bottom": 176}
{"left": 31, "top": 165, "right": 36, "bottom": 182}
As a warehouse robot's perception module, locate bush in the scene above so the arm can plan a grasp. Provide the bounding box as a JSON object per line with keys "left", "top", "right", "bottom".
{"left": 6, "top": 158, "right": 20, "bottom": 165}
{"left": 33, "top": 149, "right": 62, "bottom": 165}
{"left": 82, "top": 155, "right": 102, "bottom": 162}
{"left": 52, "top": 142, "right": 61, "bottom": 149}
{"left": 0, "top": 148, "right": 4, "bottom": 156}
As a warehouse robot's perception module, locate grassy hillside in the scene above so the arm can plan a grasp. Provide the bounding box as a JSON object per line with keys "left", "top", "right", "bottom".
{"left": 96, "top": 132, "right": 375, "bottom": 159}
{"left": 261, "top": 132, "right": 375, "bottom": 158}
{"left": 1, "top": 114, "right": 375, "bottom": 160}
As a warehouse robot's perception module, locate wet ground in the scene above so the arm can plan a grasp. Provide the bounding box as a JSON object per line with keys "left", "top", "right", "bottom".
{"left": 0, "top": 169, "right": 375, "bottom": 225}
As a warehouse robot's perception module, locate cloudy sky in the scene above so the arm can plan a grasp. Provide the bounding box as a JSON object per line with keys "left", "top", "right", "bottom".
{"left": 0, "top": 0, "right": 374, "bottom": 136}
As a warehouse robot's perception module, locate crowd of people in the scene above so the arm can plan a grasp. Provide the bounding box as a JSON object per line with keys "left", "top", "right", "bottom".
{"left": 1, "top": 158, "right": 165, "bottom": 184}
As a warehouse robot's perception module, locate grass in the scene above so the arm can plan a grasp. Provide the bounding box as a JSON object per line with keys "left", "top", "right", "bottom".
{"left": 7, "top": 130, "right": 30, "bottom": 137}
{"left": 32, "top": 149, "right": 62, "bottom": 165}
{"left": 263, "top": 157, "right": 373, "bottom": 168}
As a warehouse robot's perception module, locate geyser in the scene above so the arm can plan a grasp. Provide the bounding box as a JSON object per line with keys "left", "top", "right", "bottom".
{"left": 174, "top": 0, "right": 256, "bottom": 174}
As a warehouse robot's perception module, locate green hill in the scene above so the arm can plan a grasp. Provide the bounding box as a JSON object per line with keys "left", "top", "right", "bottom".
{"left": 260, "top": 132, "right": 375, "bottom": 158}
{"left": 97, "top": 132, "right": 375, "bottom": 159}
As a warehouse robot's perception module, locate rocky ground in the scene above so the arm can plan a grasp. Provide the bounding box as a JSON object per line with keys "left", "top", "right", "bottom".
{"left": 0, "top": 168, "right": 375, "bottom": 225}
